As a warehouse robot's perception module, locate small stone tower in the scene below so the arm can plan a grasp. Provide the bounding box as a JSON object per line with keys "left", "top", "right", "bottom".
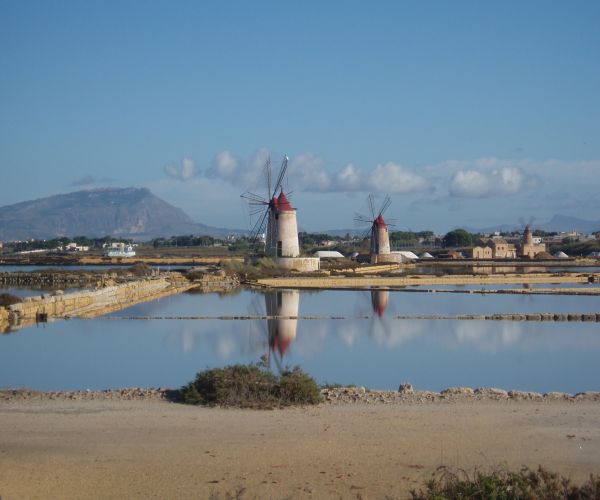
{"left": 523, "top": 225, "right": 533, "bottom": 246}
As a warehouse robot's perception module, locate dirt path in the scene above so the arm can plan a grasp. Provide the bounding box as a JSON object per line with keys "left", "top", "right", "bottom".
{"left": 1, "top": 399, "right": 599, "bottom": 499}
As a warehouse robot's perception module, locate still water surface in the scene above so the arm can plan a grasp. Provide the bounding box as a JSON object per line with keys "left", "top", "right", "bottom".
{"left": 1, "top": 288, "right": 598, "bottom": 394}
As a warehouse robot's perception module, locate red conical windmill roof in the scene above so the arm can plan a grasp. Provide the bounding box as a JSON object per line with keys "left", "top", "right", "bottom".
{"left": 276, "top": 191, "right": 294, "bottom": 211}
{"left": 374, "top": 214, "right": 386, "bottom": 226}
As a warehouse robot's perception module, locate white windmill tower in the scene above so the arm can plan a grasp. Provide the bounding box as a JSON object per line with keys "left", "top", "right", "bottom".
{"left": 355, "top": 194, "right": 396, "bottom": 264}
{"left": 241, "top": 155, "right": 319, "bottom": 271}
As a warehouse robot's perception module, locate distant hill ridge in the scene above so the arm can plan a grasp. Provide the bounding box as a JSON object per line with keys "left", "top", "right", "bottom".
{"left": 0, "top": 188, "right": 238, "bottom": 241}
{"left": 465, "top": 215, "right": 600, "bottom": 235}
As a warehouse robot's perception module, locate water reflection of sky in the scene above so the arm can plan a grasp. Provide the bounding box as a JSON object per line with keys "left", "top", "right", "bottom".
{"left": 1, "top": 289, "right": 599, "bottom": 394}
{"left": 109, "top": 289, "right": 600, "bottom": 318}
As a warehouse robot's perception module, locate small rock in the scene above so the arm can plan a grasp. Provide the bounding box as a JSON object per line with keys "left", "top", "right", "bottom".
{"left": 474, "top": 387, "right": 508, "bottom": 398}
{"left": 544, "top": 391, "right": 571, "bottom": 400}
{"left": 441, "top": 387, "right": 474, "bottom": 396}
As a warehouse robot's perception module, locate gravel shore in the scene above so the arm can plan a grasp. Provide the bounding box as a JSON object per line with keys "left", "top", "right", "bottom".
{"left": 2, "top": 393, "right": 599, "bottom": 499}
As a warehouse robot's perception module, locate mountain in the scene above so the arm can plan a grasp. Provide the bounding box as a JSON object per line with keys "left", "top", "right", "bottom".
{"left": 0, "top": 188, "right": 240, "bottom": 241}
{"left": 464, "top": 214, "right": 600, "bottom": 235}
{"left": 539, "top": 214, "right": 600, "bottom": 233}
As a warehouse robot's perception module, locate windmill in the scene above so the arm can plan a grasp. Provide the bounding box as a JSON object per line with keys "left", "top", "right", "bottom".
{"left": 240, "top": 155, "right": 300, "bottom": 258}
{"left": 354, "top": 194, "right": 394, "bottom": 263}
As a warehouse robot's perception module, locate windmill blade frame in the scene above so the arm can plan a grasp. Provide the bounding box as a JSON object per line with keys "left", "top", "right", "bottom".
{"left": 378, "top": 195, "right": 391, "bottom": 217}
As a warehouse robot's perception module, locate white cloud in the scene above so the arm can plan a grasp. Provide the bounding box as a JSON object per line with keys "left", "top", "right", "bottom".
{"left": 334, "top": 163, "right": 362, "bottom": 190}
{"left": 369, "top": 162, "right": 430, "bottom": 193}
{"left": 212, "top": 151, "right": 239, "bottom": 178}
{"left": 288, "top": 152, "right": 331, "bottom": 191}
{"left": 448, "top": 160, "right": 540, "bottom": 198}
{"left": 202, "top": 149, "right": 430, "bottom": 195}
{"left": 163, "top": 157, "right": 198, "bottom": 181}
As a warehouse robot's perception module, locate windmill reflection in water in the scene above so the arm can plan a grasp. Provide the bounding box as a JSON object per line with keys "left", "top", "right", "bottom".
{"left": 248, "top": 290, "right": 300, "bottom": 372}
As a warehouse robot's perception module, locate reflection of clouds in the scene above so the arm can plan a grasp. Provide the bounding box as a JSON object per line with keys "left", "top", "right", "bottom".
{"left": 370, "top": 319, "right": 429, "bottom": 347}
{"left": 163, "top": 321, "right": 267, "bottom": 360}
{"left": 449, "top": 321, "right": 523, "bottom": 353}
{"left": 162, "top": 316, "right": 600, "bottom": 362}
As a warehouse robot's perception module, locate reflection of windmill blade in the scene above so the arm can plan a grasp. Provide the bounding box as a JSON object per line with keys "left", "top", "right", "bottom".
{"left": 247, "top": 294, "right": 269, "bottom": 361}
{"left": 378, "top": 195, "right": 391, "bottom": 216}
{"left": 272, "top": 155, "right": 289, "bottom": 195}
{"left": 368, "top": 193, "right": 376, "bottom": 219}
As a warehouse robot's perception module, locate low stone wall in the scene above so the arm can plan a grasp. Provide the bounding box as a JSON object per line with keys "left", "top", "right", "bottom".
{"left": 189, "top": 270, "right": 240, "bottom": 292}
{"left": 256, "top": 272, "right": 600, "bottom": 289}
{"left": 0, "top": 272, "right": 98, "bottom": 286}
{"left": 4, "top": 274, "right": 196, "bottom": 330}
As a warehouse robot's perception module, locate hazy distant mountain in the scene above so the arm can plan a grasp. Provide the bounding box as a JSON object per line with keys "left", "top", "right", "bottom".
{"left": 465, "top": 214, "right": 600, "bottom": 235}
{"left": 539, "top": 214, "right": 600, "bottom": 233}
{"left": 0, "top": 188, "right": 242, "bottom": 241}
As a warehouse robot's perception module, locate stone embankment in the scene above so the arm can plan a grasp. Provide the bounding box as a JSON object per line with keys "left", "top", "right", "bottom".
{"left": 321, "top": 385, "right": 600, "bottom": 405}
{"left": 394, "top": 312, "right": 600, "bottom": 322}
{"left": 3, "top": 385, "right": 599, "bottom": 405}
{"left": 0, "top": 271, "right": 100, "bottom": 286}
{"left": 187, "top": 269, "right": 240, "bottom": 293}
{"left": 1, "top": 273, "right": 197, "bottom": 331}
{"left": 253, "top": 272, "right": 600, "bottom": 289}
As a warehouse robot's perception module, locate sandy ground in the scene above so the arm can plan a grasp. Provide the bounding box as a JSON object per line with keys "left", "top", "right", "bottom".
{"left": 1, "top": 399, "right": 599, "bottom": 499}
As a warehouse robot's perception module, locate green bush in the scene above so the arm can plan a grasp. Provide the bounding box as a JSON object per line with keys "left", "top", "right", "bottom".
{"left": 411, "top": 465, "right": 600, "bottom": 499}
{"left": 180, "top": 364, "right": 322, "bottom": 408}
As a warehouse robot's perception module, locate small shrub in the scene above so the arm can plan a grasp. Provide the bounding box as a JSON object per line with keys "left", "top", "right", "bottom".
{"left": 0, "top": 293, "right": 21, "bottom": 307}
{"left": 186, "top": 269, "right": 206, "bottom": 280}
{"left": 179, "top": 364, "right": 322, "bottom": 408}
{"left": 128, "top": 263, "right": 153, "bottom": 276}
{"left": 411, "top": 465, "right": 600, "bottom": 500}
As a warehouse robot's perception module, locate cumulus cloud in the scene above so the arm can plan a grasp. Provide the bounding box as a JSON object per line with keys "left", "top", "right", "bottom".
{"left": 202, "top": 149, "right": 430, "bottom": 195}
{"left": 288, "top": 152, "right": 331, "bottom": 191}
{"left": 369, "top": 162, "right": 430, "bottom": 193}
{"left": 448, "top": 160, "right": 540, "bottom": 198}
{"left": 163, "top": 157, "right": 198, "bottom": 181}
{"left": 212, "top": 151, "right": 239, "bottom": 178}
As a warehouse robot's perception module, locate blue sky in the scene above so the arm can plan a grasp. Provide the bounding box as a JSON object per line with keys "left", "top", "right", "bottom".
{"left": 1, "top": 1, "right": 599, "bottom": 232}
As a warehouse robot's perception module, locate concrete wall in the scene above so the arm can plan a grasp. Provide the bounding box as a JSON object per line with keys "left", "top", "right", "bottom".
{"left": 275, "top": 257, "right": 320, "bottom": 272}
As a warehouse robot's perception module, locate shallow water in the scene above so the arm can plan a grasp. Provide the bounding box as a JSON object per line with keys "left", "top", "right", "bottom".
{"left": 1, "top": 288, "right": 599, "bottom": 393}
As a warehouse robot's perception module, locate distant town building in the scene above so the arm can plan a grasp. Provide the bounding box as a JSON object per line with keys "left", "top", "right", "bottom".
{"left": 490, "top": 238, "right": 517, "bottom": 259}
{"left": 469, "top": 242, "right": 492, "bottom": 259}
{"left": 468, "top": 238, "right": 516, "bottom": 259}
{"left": 64, "top": 242, "right": 89, "bottom": 252}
